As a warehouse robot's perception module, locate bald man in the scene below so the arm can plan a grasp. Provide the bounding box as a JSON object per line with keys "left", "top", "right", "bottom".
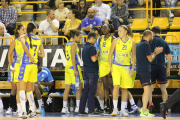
{"left": 80, "top": 8, "right": 102, "bottom": 44}
{"left": 0, "top": 24, "right": 11, "bottom": 46}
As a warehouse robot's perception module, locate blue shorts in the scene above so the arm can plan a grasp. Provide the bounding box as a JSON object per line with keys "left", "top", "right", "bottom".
{"left": 137, "top": 71, "right": 151, "bottom": 87}
{"left": 151, "top": 65, "right": 167, "bottom": 84}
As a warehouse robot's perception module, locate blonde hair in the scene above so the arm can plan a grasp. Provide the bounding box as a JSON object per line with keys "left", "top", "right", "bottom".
{"left": 55, "top": 0, "right": 64, "bottom": 9}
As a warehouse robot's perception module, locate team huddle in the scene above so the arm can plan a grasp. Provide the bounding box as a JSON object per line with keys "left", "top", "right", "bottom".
{"left": 7, "top": 22, "right": 171, "bottom": 118}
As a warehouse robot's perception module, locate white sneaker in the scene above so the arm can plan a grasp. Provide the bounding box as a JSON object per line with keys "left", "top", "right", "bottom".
{"left": 61, "top": 107, "right": 70, "bottom": 114}
{"left": 129, "top": 105, "right": 139, "bottom": 114}
{"left": 74, "top": 107, "right": 79, "bottom": 113}
{"left": 13, "top": 110, "right": 17, "bottom": 114}
{"left": 17, "top": 112, "right": 22, "bottom": 118}
{"left": 111, "top": 108, "right": 118, "bottom": 115}
{"left": 120, "top": 109, "right": 129, "bottom": 117}
{"left": 170, "top": 13, "right": 174, "bottom": 18}
{"left": 22, "top": 112, "right": 28, "bottom": 119}
{"left": 6, "top": 107, "right": 12, "bottom": 114}
{"left": 35, "top": 108, "right": 41, "bottom": 114}
{"left": 85, "top": 107, "right": 88, "bottom": 113}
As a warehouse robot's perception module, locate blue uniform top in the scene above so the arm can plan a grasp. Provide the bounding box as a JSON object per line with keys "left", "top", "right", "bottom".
{"left": 150, "top": 36, "right": 171, "bottom": 67}
{"left": 136, "top": 40, "right": 152, "bottom": 72}
{"left": 38, "top": 67, "right": 54, "bottom": 92}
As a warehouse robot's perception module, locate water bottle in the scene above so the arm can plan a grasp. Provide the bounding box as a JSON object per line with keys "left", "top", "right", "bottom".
{"left": 70, "top": 98, "right": 74, "bottom": 113}
{"left": 41, "top": 104, "right": 45, "bottom": 117}
{"left": 75, "top": 76, "right": 80, "bottom": 90}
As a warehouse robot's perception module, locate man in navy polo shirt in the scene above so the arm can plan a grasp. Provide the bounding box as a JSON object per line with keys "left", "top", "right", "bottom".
{"left": 80, "top": 8, "right": 102, "bottom": 44}
{"left": 79, "top": 32, "right": 100, "bottom": 115}
{"left": 136, "top": 30, "right": 163, "bottom": 117}
{"left": 148, "top": 26, "right": 171, "bottom": 113}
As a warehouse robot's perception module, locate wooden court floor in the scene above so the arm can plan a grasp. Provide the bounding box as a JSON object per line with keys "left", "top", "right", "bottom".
{"left": 0, "top": 117, "right": 180, "bottom": 120}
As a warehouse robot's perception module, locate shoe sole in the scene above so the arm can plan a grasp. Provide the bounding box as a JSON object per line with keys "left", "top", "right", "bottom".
{"left": 111, "top": 113, "right": 117, "bottom": 116}
{"left": 22, "top": 115, "right": 27, "bottom": 119}
{"left": 140, "top": 115, "right": 154, "bottom": 117}
{"left": 129, "top": 108, "right": 139, "bottom": 114}
{"left": 123, "top": 115, "right": 129, "bottom": 117}
{"left": 36, "top": 111, "right": 41, "bottom": 114}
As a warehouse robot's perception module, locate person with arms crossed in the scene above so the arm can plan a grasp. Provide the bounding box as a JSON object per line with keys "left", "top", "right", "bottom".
{"left": 109, "top": 25, "right": 136, "bottom": 116}
{"left": 136, "top": 30, "right": 163, "bottom": 117}
{"left": 148, "top": 26, "right": 171, "bottom": 113}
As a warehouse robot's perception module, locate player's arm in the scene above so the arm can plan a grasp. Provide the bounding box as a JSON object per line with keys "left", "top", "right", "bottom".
{"left": 147, "top": 47, "right": 163, "bottom": 62}
{"left": 131, "top": 40, "right": 136, "bottom": 76}
{"left": 71, "top": 43, "right": 78, "bottom": 76}
{"left": 38, "top": 42, "right": 45, "bottom": 58}
{"left": 19, "top": 35, "right": 34, "bottom": 63}
{"left": 109, "top": 39, "right": 117, "bottom": 73}
{"left": 40, "top": 81, "right": 54, "bottom": 86}
{"left": 91, "top": 47, "right": 100, "bottom": 62}
{"left": 41, "top": 69, "right": 54, "bottom": 86}
{"left": 166, "top": 54, "right": 171, "bottom": 76}
{"left": 8, "top": 40, "right": 15, "bottom": 66}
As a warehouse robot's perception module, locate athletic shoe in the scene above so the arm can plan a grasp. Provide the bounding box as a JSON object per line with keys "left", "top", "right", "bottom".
{"left": 35, "top": 108, "right": 41, "bottom": 114}
{"left": 111, "top": 108, "right": 118, "bottom": 115}
{"left": 148, "top": 102, "right": 154, "bottom": 113}
{"left": 129, "top": 104, "right": 139, "bottom": 113}
{"left": 125, "top": 108, "right": 129, "bottom": 113}
{"left": 61, "top": 107, "right": 70, "bottom": 114}
{"left": 120, "top": 109, "right": 129, "bottom": 117}
{"left": 88, "top": 112, "right": 102, "bottom": 116}
{"left": 6, "top": 107, "right": 12, "bottom": 114}
{"left": 22, "top": 112, "right": 28, "bottom": 119}
{"left": 160, "top": 102, "right": 167, "bottom": 119}
{"left": 85, "top": 107, "right": 88, "bottom": 113}
{"left": 140, "top": 110, "right": 155, "bottom": 117}
{"left": 74, "top": 107, "right": 79, "bottom": 113}
{"left": 78, "top": 112, "right": 88, "bottom": 116}
{"left": 28, "top": 110, "right": 36, "bottom": 118}
{"left": 104, "top": 107, "right": 111, "bottom": 115}
{"left": 17, "top": 112, "right": 22, "bottom": 118}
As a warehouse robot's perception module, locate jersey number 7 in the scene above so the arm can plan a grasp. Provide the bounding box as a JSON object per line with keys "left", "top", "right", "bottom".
{"left": 33, "top": 45, "right": 37, "bottom": 56}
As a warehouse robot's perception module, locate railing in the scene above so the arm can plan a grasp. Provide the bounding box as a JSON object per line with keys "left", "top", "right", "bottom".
{"left": 39, "top": 36, "right": 69, "bottom": 45}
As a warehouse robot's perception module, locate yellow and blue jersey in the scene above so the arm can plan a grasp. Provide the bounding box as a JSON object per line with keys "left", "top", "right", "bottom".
{"left": 99, "top": 35, "right": 113, "bottom": 63}
{"left": 65, "top": 41, "right": 80, "bottom": 67}
{"left": 14, "top": 38, "right": 24, "bottom": 64}
{"left": 22, "top": 34, "right": 41, "bottom": 65}
{"left": 113, "top": 37, "right": 133, "bottom": 66}
{"left": 37, "top": 67, "right": 54, "bottom": 93}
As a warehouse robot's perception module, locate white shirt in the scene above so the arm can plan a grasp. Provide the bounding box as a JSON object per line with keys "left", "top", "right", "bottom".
{"left": 92, "top": 3, "right": 111, "bottom": 22}
{"left": 0, "top": 33, "right": 11, "bottom": 46}
{"left": 0, "top": 22, "right": 7, "bottom": 33}
{"left": 39, "top": 19, "right": 59, "bottom": 36}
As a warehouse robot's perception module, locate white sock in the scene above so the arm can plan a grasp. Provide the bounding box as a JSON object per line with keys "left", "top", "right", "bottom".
{"left": 100, "top": 100, "right": 104, "bottom": 110}
{"left": 19, "top": 90, "right": 26, "bottom": 113}
{"left": 38, "top": 99, "right": 42, "bottom": 109}
{"left": 126, "top": 101, "right": 128, "bottom": 109}
{"left": 121, "top": 101, "right": 127, "bottom": 110}
{"left": 113, "top": 100, "right": 118, "bottom": 109}
{"left": 96, "top": 96, "right": 100, "bottom": 103}
{"left": 76, "top": 100, "right": 80, "bottom": 108}
{"left": 17, "top": 103, "right": 21, "bottom": 112}
{"left": 129, "top": 98, "right": 135, "bottom": 106}
{"left": 27, "top": 91, "right": 35, "bottom": 112}
{"left": 63, "top": 101, "right": 67, "bottom": 108}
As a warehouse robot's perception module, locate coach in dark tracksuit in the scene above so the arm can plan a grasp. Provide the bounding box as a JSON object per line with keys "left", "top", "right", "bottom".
{"left": 148, "top": 26, "right": 171, "bottom": 112}
{"left": 79, "top": 32, "right": 100, "bottom": 115}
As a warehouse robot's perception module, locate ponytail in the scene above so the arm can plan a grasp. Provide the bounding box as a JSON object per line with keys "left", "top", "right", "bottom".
{"left": 126, "top": 25, "right": 133, "bottom": 38}
{"left": 27, "top": 22, "right": 36, "bottom": 49}
{"left": 28, "top": 32, "right": 33, "bottom": 48}
{"left": 120, "top": 25, "right": 133, "bottom": 38}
